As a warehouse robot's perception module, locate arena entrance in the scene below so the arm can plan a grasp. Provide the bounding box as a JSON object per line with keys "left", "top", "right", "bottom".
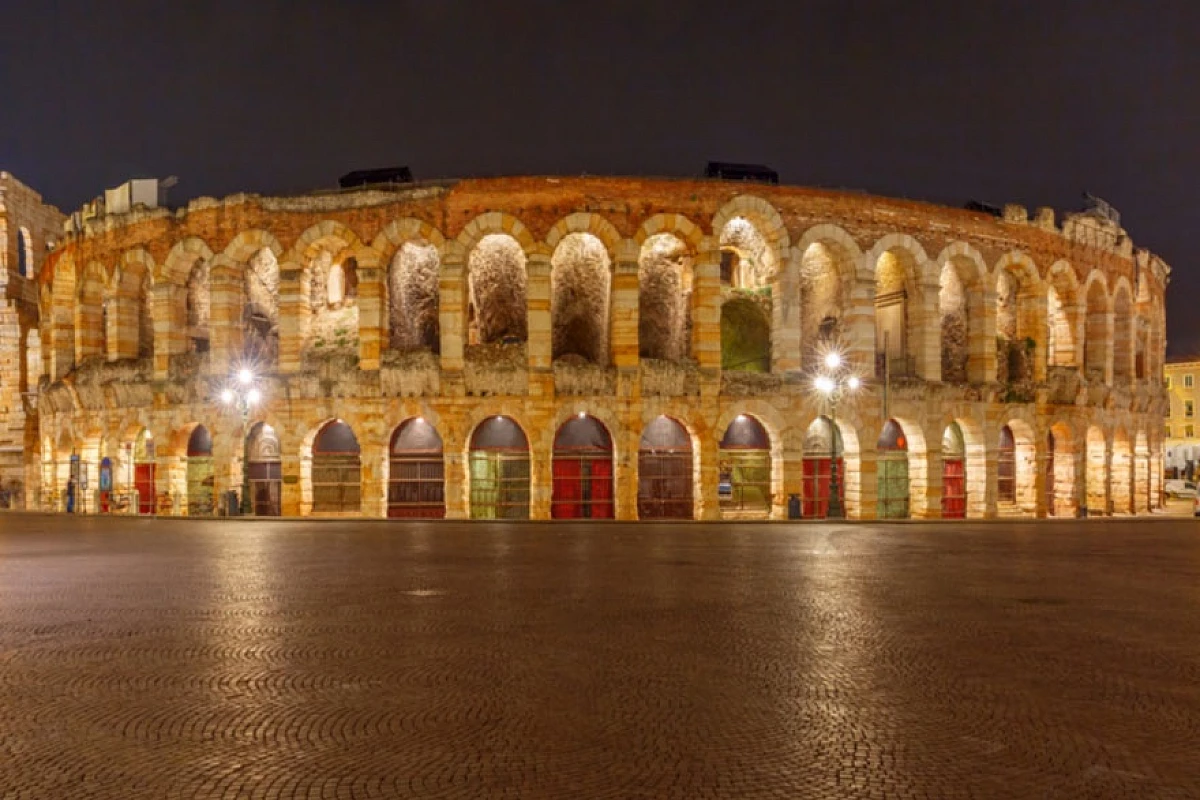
{"left": 469, "top": 416, "right": 531, "bottom": 520}
{"left": 247, "top": 423, "right": 282, "bottom": 517}
{"left": 801, "top": 416, "right": 844, "bottom": 519}
{"left": 551, "top": 415, "right": 614, "bottom": 519}
{"left": 311, "top": 420, "right": 362, "bottom": 513}
{"left": 637, "top": 416, "right": 693, "bottom": 520}
{"left": 718, "top": 415, "right": 771, "bottom": 519}
{"left": 997, "top": 425, "right": 1017, "bottom": 505}
{"left": 876, "top": 419, "right": 910, "bottom": 519}
{"left": 941, "top": 422, "right": 966, "bottom": 519}
{"left": 186, "top": 425, "right": 214, "bottom": 516}
{"left": 387, "top": 418, "right": 445, "bottom": 519}
{"left": 133, "top": 429, "right": 156, "bottom": 515}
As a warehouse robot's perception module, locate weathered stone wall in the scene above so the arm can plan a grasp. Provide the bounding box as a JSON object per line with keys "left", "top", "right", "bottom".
{"left": 31, "top": 176, "right": 1169, "bottom": 519}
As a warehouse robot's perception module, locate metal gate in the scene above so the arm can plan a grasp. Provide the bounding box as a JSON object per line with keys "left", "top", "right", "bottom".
{"left": 469, "top": 451, "right": 530, "bottom": 519}
{"left": 638, "top": 416, "right": 693, "bottom": 520}
{"left": 248, "top": 461, "right": 281, "bottom": 516}
{"left": 997, "top": 425, "right": 1016, "bottom": 503}
{"left": 876, "top": 419, "right": 909, "bottom": 519}
{"left": 387, "top": 418, "right": 445, "bottom": 519}
{"left": 941, "top": 423, "right": 966, "bottom": 519}
{"left": 311, "top": 421, "right": 361, "bottom": 513}
{"left": 801, "top": 457, "right": 844, "bottom": 519}
{"left": 551, "top": 416, "right": 614, "bottom": 520}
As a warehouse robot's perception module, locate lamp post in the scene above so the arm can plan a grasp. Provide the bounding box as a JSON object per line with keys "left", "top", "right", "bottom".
{"left": 221, "top": 367, "right": 261, "bottom": 516}
{"left": 814, "top": 351, "right": 860, "bottom": 519}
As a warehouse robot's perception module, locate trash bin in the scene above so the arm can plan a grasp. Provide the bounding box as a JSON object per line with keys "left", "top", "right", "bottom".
{"left": 787, "top": 493, "right": 801, "bottom": 520}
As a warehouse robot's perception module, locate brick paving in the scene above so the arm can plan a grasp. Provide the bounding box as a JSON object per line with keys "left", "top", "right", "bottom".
{"left": 1, "top": 516, "right": 1199, "bottom": 799}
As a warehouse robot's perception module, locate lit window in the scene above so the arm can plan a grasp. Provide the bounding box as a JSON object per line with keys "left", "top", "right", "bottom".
{"left": 1165, "top": 425, "right": 1172, "bottom": 438}
{"left": 1188, "top": 425, "right": 1195, "bottom": 439}
{"left": 1166, "top": 376, "right": 1173, "bottom": 388}
{"left": 1186, "top": 374, "right": 1194, "bottom": 388}
{"left": 1188, "top": 401, "right": 1194, "bottom": 418}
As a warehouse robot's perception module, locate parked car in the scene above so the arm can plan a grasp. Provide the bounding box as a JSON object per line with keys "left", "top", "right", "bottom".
{"left": 1164, "top": 480, "right": 1197, "bottom": 499}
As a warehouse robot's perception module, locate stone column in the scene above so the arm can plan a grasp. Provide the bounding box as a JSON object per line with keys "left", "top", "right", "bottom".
{"left": 526, "top": 250, "right": 552, "bottom": 375}
{"left": 360, "top": 436, "right": 387, "bottom": 518}
{"left": 356, "top": 266, "right": 383, "bottom": 372}
{"left": 1103, "top": 310, "right": 1115, "bottom": 385}
{"left": 978, "top": 289, "right": 998, "bottom": 383}
{"left": 443, "top": 445, "right": 467, "bottom": 520}
{"left": 913, "top": 278, "right": 941, "bottom": 382}
{"left": 983, "top": 438, "right": 999, "bottom": 519}
{"left": 779, "top": 428, "right": 804, "bottom": 520}
{"left": 916, "top": 446, "right": 942, "bottom": 519}
{"left": 438, "top": 256, "right": 465, "bottom": 392}
{"left": 208, "top": 264, "right": 243, "bottom": 376}
{"left": 75, "top": 299, "right": 103, "bottom": 362}
{"left": 528, "top": 424, "right": 551, "bottom": 520}
{"left": 854, "top": 444, "right": 878, "bottom": 520}
{"left": 771, "top": 248, "right": 801, "bottom": 375}
{"left": 1032, "top": 437, "right": 1048, "bottom": 518}
{"left": 612, "top": 246, "right": 641, "bottom": 521}
{"left": 615, "top": 418, "right": 639, "bottom": 521}
{"left": 152, "top": 283, "right": 184, "bottom": 380}
{"left": 843, "top": 278, "right": 876, "bottom": 377}
{"left": 277, "top": 266, "right": 305, "bottom": 375}
{"left": 691, "top": 243, "right": 721, "bottom": 372}
{"left": 697, "top": 429, "right": 720, "bottom": 520}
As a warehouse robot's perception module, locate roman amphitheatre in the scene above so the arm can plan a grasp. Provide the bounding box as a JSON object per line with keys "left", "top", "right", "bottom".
{"left": 14, "top": 173, "right": 1168, "bottom": 519}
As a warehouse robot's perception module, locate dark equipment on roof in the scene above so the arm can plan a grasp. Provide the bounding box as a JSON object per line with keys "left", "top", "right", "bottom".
{"left": 705, "top": 162, "right": 779, "bottom": 184}
{"left": 338, "top": 166, "right": 414, "bottom": 189}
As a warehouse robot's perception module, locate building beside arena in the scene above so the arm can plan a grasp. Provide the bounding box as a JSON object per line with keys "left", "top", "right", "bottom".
{"left": 10, "top": 171, "right": 1170, "bottom": 519}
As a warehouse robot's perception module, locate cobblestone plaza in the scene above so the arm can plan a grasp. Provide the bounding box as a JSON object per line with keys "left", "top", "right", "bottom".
{"left": 1, "top": 516, "right": 1198, "bottom": 798}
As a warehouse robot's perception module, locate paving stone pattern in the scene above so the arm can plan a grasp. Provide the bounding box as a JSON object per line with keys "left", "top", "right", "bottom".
{"left": 1, "top": 516, "right": 1199, "bottom": 798}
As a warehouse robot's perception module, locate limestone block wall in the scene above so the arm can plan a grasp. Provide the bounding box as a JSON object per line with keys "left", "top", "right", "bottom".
{"left": 31, "top": 176, "right": 1169, "bottom": 519}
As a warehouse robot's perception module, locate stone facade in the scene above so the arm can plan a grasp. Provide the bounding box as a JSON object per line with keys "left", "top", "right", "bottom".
{"left": 30, "top": 176, "right": 1168, "bottom": 519}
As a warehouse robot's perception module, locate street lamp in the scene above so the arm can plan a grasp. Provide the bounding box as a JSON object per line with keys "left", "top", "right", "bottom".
{"left": 814, "top": 350, "right": 860, "bottom": 519}
{"left": 221, "top": 368, "right": 262, "bottom": 515}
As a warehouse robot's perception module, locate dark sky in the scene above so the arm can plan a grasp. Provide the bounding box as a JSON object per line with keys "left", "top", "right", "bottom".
{"left": 3, "top": 0, "right": 1197, "bottom": 350}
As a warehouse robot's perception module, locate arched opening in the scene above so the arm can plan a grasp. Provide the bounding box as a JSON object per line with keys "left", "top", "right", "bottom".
{"left": 997, "top": 425, "right": 1017, "bottom": 504}
{"left": 876, "top": 419, "right": 910, "bottom": 519}
{"left": 388, "top": 240, "right": 441, "bottom": 352}
{"left": 551, "top": 414, "right": 614, "bottom": 519}
{"left": 802, "top": 416, "right": 844, "bottom": 519}
{"left": 720, "top": 297, "right": 771, "bottom": 373}
{"left": 995, "top": 267, "right": 1038, "bottom": 384}
{"left": 17, "top": 228, "right": 32, "bottom": 278}
{"left": 469, "top": 416, "right": 530, "bottom": 519}
{"left": 551, "top": 233, "right": 611, "bottom": 365}
{"left": 247, "top": 422, "right": 282, "bottom": 516}
{"left": 387, "top": 418, "right": 445, "bottom": 518}
{"left": 941, "top": 423, "right": 966, "bottom": 519}
{"left": 1086, "top": 426, "right": 1107, "bottom": 515}
{"left": 1083, "top": 281, "right": 1109, "bottom": 380}
{"left": 637, "top": 416, "right": 693, "bottom": 520}
{"left": 1111, "top": 427, "right": 1132, "bottom": 514}
{"left": 467, "top": 234, "right": 527, "bottom": 347}
{"left": 311, "top": 420, "right": 361, "bottom": 513}
{"left": 244, "top": 248, "right": 280, "bottom": 364}
{"left": 305, "top": 249, "right": 359, "bottom": 357}
{"left": 186, "top": 258, "right": 210, "bottom": 353}
{"left": 1046, "top": 273, "right": 1078, "bottom": 368}
{"left": 718, "top": 414, "right": 771, "bottom": 518}
{"left": 638, "top": 234, "right": 692, "bottom": 361}
{"left": 76, "top": 268, "right": 106, "bottom": 360}
{"left": 1112, "top": 287, "right": 1133, "bottom": 382}
{"left": 800, "top": 242, "right": 846, "bottom": 369}
{"left": 874, "top": 250, "right": 914, "bottom": 378}
{"left": 186, "top": 425, "right": 214, "bottom": 516}
{"left": 1048, "top": 423, "right": 1078, "bottom": 518}
{"left": 133, "top": 429, "right": 156, "bottom": 515}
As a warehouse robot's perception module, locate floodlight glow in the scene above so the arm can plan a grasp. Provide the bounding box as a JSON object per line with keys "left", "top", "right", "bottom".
{"left": 815, "top": 376, "right": 835, "bottom": 394}
{"left": 247, "top": 388, "right": 262, "bottom": 405}
{"left": 238, "top": 368, "right": 253, "bottom": 385}
{"left": 847, "top": 376, "right": 861, "bottom": 391}
{"left": 824, "top": 352, "right": 842, "bottom": 369}
{"left": 221, "top": 389, "right": 233, "bottom": 404}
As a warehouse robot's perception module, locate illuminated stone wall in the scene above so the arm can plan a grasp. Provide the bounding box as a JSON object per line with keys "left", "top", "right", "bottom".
{"left": 32, "top": 176, "right": 1169, "bottom": 519}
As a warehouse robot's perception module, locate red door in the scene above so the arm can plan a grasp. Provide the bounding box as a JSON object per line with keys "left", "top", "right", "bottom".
{"left": 942, "top": 458, "right": 966, "bottom": 519}
{"left": 801, "top": 457, "right": 844, "bottom": 518}
{"left": 135, "top": 463, "right": 156, "bottom": 515}
{"left": 551, "top": 457, "right": 614, "bottom": 519}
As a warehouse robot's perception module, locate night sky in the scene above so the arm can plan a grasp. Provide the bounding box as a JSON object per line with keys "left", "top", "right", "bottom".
{"left": 3, "top": 1, "right": 1197, "bottom": 351}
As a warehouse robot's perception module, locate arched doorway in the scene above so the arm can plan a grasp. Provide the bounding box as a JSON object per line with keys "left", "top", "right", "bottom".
{"left": 469, "top": 416, "right": 530, "bottom": 519}
{"left": 1086, "top": 426, "right": 1107, "bottom": 516}
{"left": 718, "top": 415, "right": 772, "bottom": 518}
{"left": 802, "top": 416, "right": 844, "bottom": 519}
{"left": 98, "top": 456, "right": 114, "bottom": 512}
{"left": 997, "top": 425, "right": 1017, "bottom": 505}
{"left": 876, "top": 419, "right": 909, "bottom": 519}
{"left": 387, "top": 418, "right": 445, "bottom": 519}
{"left": 637, "top": 416, "right": 693, "bottom": 520}
{"left": 551, "top": 415, "right": 614, "bottom": 519}
{"left": 311, "top": 420, "right": 361, "bottom": 513}
{"left": 186, "top": 426, "right": 214, "bottom": 516}
{"left": 941, "top": 423, "right": 966, "bottom": 519}
{"left": 133, "top": 429, "right": 156, "bottom": 515}
{"left": 247, "top": 423, "right": 282, "bottom": 517}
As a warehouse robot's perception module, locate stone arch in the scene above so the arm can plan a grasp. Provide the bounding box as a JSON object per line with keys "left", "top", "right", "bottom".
{"left": 48, "top": 251, "right": 77, "bottom": 378}
{"left": 465, "top": 232, "right": 528, "bottom": 347}
{"left": 550, "top": 232, "right": 612, "bottom": 365}
{"left": 1082, "top": 272, "right": 1111, "bottom": 379}
{"left": 720, "top": 295, "right": 771, "bottom": 372}
{"left": 716, "top": 213, "right": 778, "bottom": 290}
{"left": 161, "top": 240, "right": 215, "bottom": 358}
{"left": 386, "top": 416, "right": 446, "bottom": 519}
{"left": 637, "top": 414, "right": 696, "bottom": 520}
{"left": 454, "top": 212, "right": 538, "bottom": 261}
{"left": 638, "top": 232, "right": 693, "bottom": 361}
{"left": 867, "top": 235, "right": 929, "bottom": 378}
{"left": 75, "top": 261, "right": 110, "bottom": 360}
{"left": 993, "top": 252, "right": 1043, "bottom": 384}
{"left": 300, "top": 417, "right": 363, "bottom": 515}
{"left": 114, "top": 248, "right": 156, "bottom": 360}
{"left": 16, "top": 227, "right": 33, "bottom": 278}
{"left": 387, "top": 239, "right": 442, "bottom": 353}
{"left": 716, "top": 412, "right": 774, "bottom": 519}
{"left": 633, "top": 213, "right": 705, "bottom": 252}
{"left": 799, "top": 414, "right": 860, "bottom": 519}
{"left": 711, "top": 195, "right": 790, "bottom": 286}
{"left": 159, "top": 237, "right": 214, "bottom": 285}
{"left": 797, "top": 225, "right": 862, "bottom": 368}
{"left": 998, "top": 417, "right": 1038, "bottom": 515}
{"left": 1045, "top": 260, "right": 1080, "bottom": 368}
{"left": 290, "top": 222, "right": 364, "bottom": 356}
{"left": 1046, "top": 420, "right": 1078, "bottom": 518}
{"left": 222, "top": 229, "right": 286, "bottom": 264}
{"left": 466, "top": 413, "right": 532, "bottom": 519}
{"left": 1111, "top": 279, "right": 1134, "bottom": 382}
{"left": 935, "top": 413, "right": 987, "bottom": 519}
{"left": 549, "top": 412, "right": 616, "bottom": 519}
{"left": 545, "top": 212, "right": 623, "bottom": 258}
{"left": 935, "top": 243, "right": 988, "bottom": 384}
{"left": 241, "top": 248, "right": 281, "bottom": 364}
